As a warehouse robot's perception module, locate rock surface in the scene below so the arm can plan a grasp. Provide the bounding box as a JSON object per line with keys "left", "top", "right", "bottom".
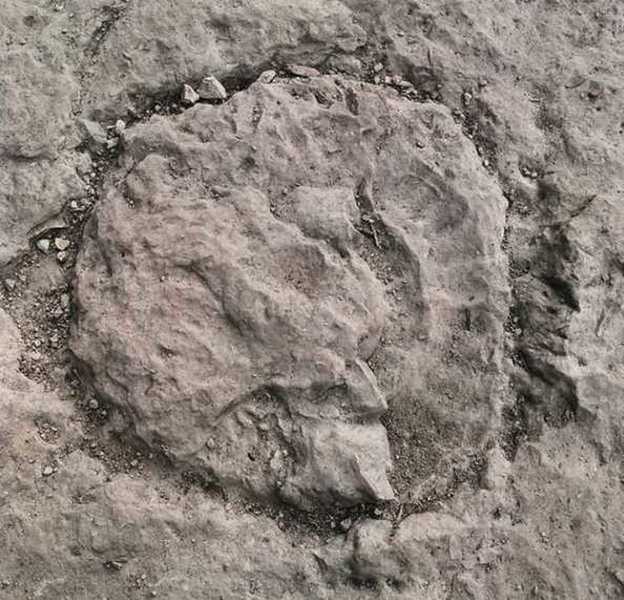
{"left": 71, "top": 76, "right": 507, "bottom": 509}
{"left": 1, "top": 0, "right": 624, "bottom": 598}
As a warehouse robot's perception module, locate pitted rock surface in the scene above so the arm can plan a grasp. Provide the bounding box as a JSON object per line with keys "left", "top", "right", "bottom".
{"left": 3, "top": 1, "right": 624, "bottom": 598}
{"left": 71, "top": 76, "right": 508, "bottom": 508}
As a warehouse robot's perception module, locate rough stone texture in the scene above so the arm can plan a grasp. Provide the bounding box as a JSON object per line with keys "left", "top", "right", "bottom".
{"left": 71, "top": 76, "right": 507, "bottom": 510}
{"left": 1, "top": 0, "right": 624, "bottom": 598}
{"left": 0, "top": 154, "right": 87, "bottom": 265}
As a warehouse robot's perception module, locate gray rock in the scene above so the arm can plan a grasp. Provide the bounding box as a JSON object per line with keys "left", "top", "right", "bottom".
{"left": 73, "top": 75, "right": 508, "bottom": 511}
{"left": 36, "top": 238, "right": 51, "bottom": 254}
{"left": 181, "top": 83, "right": 200, "bottom": 105}
{"left": 78, "top": 119, "right": 108, "bottom": 151}
{"left": 2, "top": 278, "right": 16, "bottom": 292}
{"left": 114, "top": 119, "right": 126, "bottom": 135}
{"left": 197, "top": 75, "right": 227, "bottom": 100}
{"left": 257, "top": 69, "right": 276, "bottom": 84}
{"left": 54, "top": 237, "right": 70, "bottom": 251}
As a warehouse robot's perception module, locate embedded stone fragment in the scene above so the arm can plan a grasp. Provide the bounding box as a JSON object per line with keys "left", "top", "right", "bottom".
{"left": 197, "top": 75, "right": 227, "bottom": 100}
{"left": 181, "top": 83, "right": 200, "bottom": 105}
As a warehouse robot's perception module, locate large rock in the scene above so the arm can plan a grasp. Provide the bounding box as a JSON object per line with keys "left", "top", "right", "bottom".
{"left": 72, "top": 75, "right": 508, "bottom": 508}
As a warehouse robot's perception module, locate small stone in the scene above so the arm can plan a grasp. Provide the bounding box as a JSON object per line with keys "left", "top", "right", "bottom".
{"left": 88, "top": 398, "right": 99, "bottom": 410}
{"left": 130, "top": 459, "right": 139, "bottom": 468}
{"left": 114, "top": 119, "right": 126, "bottom": 135}
{"left": 57, "top": 251, "right": 68, "bottom": 263}
{"left": 285, "top": 64, "right": 320, "bottom": 78}
{"left": 78, "top": 119, "right": 108, "bottom": 151}
{"left": 181, "top": 84, "right": 200, "bottom": 106}
{"left": 373, "top": 62, "right": 384, "bottom": 73}
{"left": 587, "top": 80, "right": 604, "bottom": 99}
{"left": 198, "top": 75, "right": 227, "bottom": 100}
{"left": 55, "top": 237, "right": 70, "bottom": 251}
{"left": 61, "top": 293, "right": 70, "bottom": 307}
{"left": 2, "top": 278, "right": 16, "bottom": 291}
{"left": 42, "top": 466, "right": 54, "bottom": 477}
{"left": 36, "top": 239, "right": 51, "bottom": 254}
{"left": 106, "top": 138, "right": 118, "bottom": 150}
{"left": 339, "top": 518, "right": 352, "bottom": 532}
{"left": 257, "top": 69, "right": 276, "bottom": 84}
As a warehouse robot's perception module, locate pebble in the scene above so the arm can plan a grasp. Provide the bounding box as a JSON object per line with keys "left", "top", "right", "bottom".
{"left": 587, "top": 80, "right": 604, "bottom": 99}
{"left": 114, "top": 119, "right": 126, "bottom": 135}
{"left": 36, "top": 239, "right": 51, "bottom": 254}
{"left": 373, "top": 62, "right": 384, "bottom": 73}
{"left": 339, "top": 518, "right": 352, "bottom": 531}
{"left": 2, "top": 278, "right": 16, "bottom": 291}
{"left": 42, "top": 466, "right": 54, "bottom": 477}
{"left": 57, "top": 251, "right": 68, "bottom": 263}
{"left": 78, "top": 119, "right": 107, "bottom": 149}
{"left": 55, "top": 237, "right": 70, "bottom": 251}
{"left": 198, "top": 75, "right": 228, "bottom": 100}
{"left": 89, "top": 398, "right": 99, "bottom": 410}
{"left": 181, "top": 83, "right": 200, "bottom": 106}
{"left": 257, "top": 69, "right": 276, "bottom": 84}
